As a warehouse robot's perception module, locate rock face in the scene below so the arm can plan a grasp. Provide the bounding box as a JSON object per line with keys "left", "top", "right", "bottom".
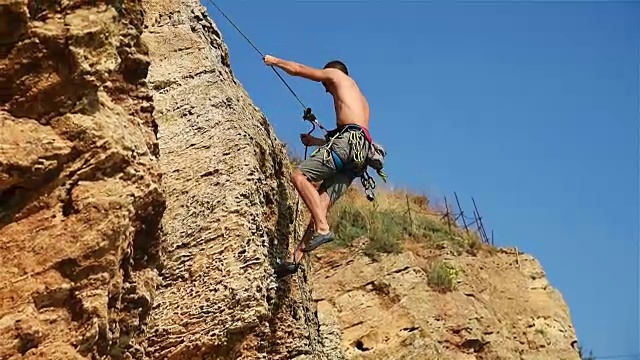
{"left": 0, "top": 0, "right": 164, "bottom": 358}
{"left": 0, "top": 0, "right": 582, "bottom": 359}
{"left": 140, "top": 0, "right": 343, "bottom": 359}
{"left": 310, "top": 243, "right": 582, "bottom": 360}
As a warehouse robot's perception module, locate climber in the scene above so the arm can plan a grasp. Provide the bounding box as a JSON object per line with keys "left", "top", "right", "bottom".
{"left": 263, "top": 55, "right": 373, "bottom": 278}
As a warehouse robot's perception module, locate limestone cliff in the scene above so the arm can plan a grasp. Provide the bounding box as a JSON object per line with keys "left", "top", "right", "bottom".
{"left": 140, "top": 0, "right": 342, "bottom": 359}
{"left": 310, "top": 240, "right": 582, "bottom": 360}
{"left": 0, "top": 0, "right": 345, "bottom": 357}
{"left": 0, "top": 0, "right": 164, "bottom": 358}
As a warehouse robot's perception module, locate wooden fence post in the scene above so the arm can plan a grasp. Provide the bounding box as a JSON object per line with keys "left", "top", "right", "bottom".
{"left": 405, "top": 194, "right": 414, "bottom": 232}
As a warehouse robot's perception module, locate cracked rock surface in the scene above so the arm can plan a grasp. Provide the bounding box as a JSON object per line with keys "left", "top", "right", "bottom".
{"left": 0, "top": 0, "right": 164, "bottom": 358}
{"left": 310, "top": 242, "right": 582, "bottom": 360}
{"left": 141, "top": 0, "right": 344, "bottom": 359}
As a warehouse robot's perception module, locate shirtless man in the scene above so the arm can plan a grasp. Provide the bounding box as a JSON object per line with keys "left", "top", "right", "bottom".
{"left": 263, "top": 55, "right": 372, "bottom": 278}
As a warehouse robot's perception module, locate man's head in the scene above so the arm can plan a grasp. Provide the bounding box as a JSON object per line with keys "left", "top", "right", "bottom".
{"left": 322, "top": 60, "right": 348, "bottom": 93}
{"left": 323, "top": 60, "right": 348, "bottom": 75}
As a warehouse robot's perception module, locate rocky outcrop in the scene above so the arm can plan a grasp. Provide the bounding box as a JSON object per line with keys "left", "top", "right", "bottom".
{"left": 140, "top": 0, "right": 343, "bottom": 359}
{"left": 0, "top": 0, "right": 164, "bottom": 358}
{"left": 310, "top": 242, "right": 581, "bottom": 360}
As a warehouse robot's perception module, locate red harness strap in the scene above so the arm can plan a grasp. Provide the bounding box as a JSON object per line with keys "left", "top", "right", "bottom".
{"left": 360, "top": 126, "right": 373, "bottom": 144}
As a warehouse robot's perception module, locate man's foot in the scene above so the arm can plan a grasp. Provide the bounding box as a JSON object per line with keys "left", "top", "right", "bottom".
{"left": 274, "top": 261, "right": 300, "bottom": 278}
{"left": 302, "top": 231, "right": 335, "bottom": 252}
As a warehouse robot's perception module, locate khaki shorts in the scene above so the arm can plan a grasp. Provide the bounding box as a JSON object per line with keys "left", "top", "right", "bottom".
{"left": 298, "top": 128, "right": 367, "bottom": 204}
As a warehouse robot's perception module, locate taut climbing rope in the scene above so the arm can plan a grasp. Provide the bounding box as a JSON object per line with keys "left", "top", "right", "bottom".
{"left": 206, "top": 0, "right": 306, "bottom": 109}
{"left": 207, "top": 0, "right": 387, "bottom": 207}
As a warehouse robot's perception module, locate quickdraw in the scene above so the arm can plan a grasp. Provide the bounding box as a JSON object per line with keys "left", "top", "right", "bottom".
{"left": 302, "top": 107, "right": 328, "bottom": 134}
{"left": 361, "top": 171, "right": 377, "bottom": 201}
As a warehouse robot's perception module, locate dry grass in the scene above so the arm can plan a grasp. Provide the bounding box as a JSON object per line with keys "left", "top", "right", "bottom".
{"left": 326, "top": 185, "right": 486, "bottom": 259}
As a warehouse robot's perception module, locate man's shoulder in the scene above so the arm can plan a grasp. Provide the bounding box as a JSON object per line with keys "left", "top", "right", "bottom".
{"left": 324, "top": 68, "right": 352, "bottom": 81}
{"left": 323, "top": 67, "right": 345, "bottom": 76}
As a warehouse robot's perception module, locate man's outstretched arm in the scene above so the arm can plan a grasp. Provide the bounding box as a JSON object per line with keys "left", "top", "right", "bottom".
{"left": 264, "top": 55, "right": 333, "bottom": 83}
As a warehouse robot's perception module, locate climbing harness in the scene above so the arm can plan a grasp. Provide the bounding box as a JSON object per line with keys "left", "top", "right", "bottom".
{"left": 312, "top": 125, "right": 368, "bottom": 170}
{"left": 310, "top": 123, "right": 388, "bottom": 202}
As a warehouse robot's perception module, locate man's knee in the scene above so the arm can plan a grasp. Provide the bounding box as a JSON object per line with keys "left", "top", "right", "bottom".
{"left": 290, "top": 169, "right": 300, "bottom": 183}
{"left": 290, "top": 169, "right": 307, "bottom": 186}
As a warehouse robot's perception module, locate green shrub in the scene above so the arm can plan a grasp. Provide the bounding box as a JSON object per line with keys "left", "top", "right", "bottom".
{"left": 363, "top": 236, "right": 402, "bottom": 260}
{"left": 411, "top": 216, "right": 451, "bottom": 244}
{"left": 364, "top": 210, "right": 404, "bottom": 258}
{"left": 427, "top": 261, "right": 460, "bottom": 293}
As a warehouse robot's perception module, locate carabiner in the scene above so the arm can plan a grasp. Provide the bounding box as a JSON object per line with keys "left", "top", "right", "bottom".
{"left": 302, "top": 107, "right": 328, "bottom": 134}
{"left": 303, "top": 107, "right": 316, "bottom": 122}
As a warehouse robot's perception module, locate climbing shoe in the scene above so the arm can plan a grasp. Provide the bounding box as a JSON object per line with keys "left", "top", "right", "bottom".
{"left": 274, "top": 261, "right": 300, "bottom": 278}
{"left": 303, "top": 231, "right": 335, "bottom": 252}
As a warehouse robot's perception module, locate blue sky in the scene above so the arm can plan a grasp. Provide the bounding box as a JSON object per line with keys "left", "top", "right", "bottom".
{"left": 202, "top": 1, "right": 639, "bottom": 357}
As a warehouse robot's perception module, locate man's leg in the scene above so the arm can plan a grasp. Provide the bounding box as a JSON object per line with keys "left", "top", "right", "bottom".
{"left": 292, "top": 191, "right": 332, "bottom": 263}
{"left": 302, "top": 172, "right": 354, "bottom": 253}
{"left": 274, "top": 153, "right": 335, "bottom": 279}
{"left": 291, "top": 169, "right": 331, "bottom": 235}
{"left": 291, "top": 149, "right": 339, "bottom": 235}
{"left": 291, "top": 220, "right": 314, "bottom": 262}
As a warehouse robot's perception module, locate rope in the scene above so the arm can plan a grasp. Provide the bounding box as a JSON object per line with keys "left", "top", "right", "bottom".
{"left": 205, "top": 0, "right": 308, "bottom": 110}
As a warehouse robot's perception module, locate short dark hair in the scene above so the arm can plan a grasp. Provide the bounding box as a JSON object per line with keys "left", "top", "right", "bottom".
{"left": 323, "top": 60, "right": 348, "bottom": 75}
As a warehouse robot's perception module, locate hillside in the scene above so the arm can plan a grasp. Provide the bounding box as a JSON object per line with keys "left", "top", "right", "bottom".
{"left": 308, "top": 188, "right": 582, "bottom": 360}
{"left": 0, "top": 0, "right": 582, "bottom": 359}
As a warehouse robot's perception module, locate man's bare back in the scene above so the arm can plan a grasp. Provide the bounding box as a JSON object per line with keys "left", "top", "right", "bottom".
{"left": 263, "top": 55, "right": 369, "bottom": 130}
{"left": 327, "top": 70, "right": 370, "bottom": 130}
